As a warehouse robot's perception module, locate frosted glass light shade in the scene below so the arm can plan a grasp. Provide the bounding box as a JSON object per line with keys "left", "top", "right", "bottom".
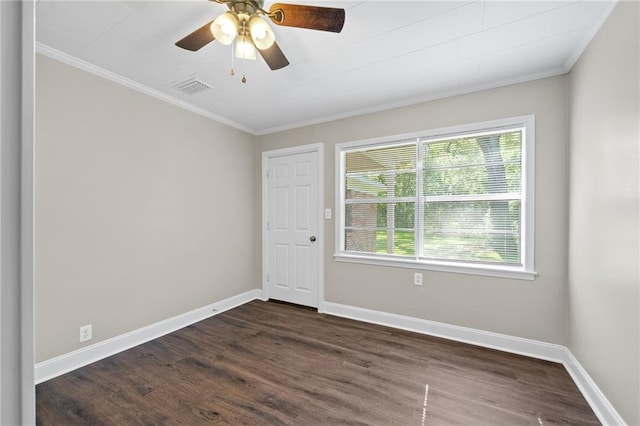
{"left": 235, "top": 35, "right": 256, "bottom": 60}
{"left": 249, "top": 16, "right": 275, "bottom": 50}
{"left": 210, "top": 12, "right": 238, "bottom": 45}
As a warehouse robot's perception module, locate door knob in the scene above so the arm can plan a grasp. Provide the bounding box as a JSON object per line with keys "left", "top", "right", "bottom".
{"left": 310, "top": 236, "right": 316, "bottom": 242}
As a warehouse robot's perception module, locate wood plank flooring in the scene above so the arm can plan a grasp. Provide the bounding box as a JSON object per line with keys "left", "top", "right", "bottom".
{"left": 37, "top": 300, "right": 599, "bottom": 425}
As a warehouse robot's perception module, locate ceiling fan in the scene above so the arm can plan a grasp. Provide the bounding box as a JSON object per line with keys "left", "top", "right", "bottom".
{"left": 175, "top": 0, "right": 345, "bottom": 71}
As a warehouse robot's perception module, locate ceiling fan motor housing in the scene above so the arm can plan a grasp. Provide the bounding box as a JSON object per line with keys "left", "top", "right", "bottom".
{"left": 228, "top": 0, "right": 264, "bottom": 16}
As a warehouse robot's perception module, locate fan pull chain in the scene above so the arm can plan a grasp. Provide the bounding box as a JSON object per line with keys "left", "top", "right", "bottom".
{"left": 229, "top": 40, "right": 247, "bottom": 83}
{"left": 230, "top": 40, "right": 235, "bottom": 76}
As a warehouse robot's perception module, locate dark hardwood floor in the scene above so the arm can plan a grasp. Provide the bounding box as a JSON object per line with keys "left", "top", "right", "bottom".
{"left": 37, "top": 300, "right": 599, "bottom": 425}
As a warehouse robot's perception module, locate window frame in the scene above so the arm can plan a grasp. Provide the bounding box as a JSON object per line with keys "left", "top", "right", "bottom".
{"left": 334, "top": 115, "right": 536, "bottom": 280}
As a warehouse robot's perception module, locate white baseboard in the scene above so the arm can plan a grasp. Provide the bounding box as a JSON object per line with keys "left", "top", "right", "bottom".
{"left": 323, "top": 301, "right": 566, "bottom": 362}
{"left": 35, "top": 295, "right": 625, "bottom": 426}
{"left": 562, "top": 350, "right": 627, "bottom": 426}
{"left": 322, "top": 301, "right": 626, "bottom": 426}
{"left": 35, "top": 289, "right": 263, "bottom": 384}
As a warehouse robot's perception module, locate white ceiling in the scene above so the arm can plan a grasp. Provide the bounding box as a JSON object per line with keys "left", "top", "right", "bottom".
{"left": 36, "top": 0, "right": 615, "bottom": 134}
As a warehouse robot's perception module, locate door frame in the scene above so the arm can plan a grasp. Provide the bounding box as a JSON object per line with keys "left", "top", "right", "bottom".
{"left": 261, "top": 143, "right": 325, "bottom": 312}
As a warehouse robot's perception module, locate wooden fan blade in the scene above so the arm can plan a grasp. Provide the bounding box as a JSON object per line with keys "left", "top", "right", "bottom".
{"left": 258, "top": 41, "right": 290, "bottom": 70}
{"left": 269, "top": 3, "right": 345, "bottom": 33}
{"left": 175, "top": 20, "right": 215, "bottom": 51}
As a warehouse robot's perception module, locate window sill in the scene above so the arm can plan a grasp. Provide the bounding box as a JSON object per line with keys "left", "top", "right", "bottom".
{"left": 333, "top": 253, "right": 537, "bottom": 281}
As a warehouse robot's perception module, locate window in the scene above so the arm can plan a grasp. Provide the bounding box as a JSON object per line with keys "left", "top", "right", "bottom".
{"left": 335, "top": 116, "right": 535, "bottom": 280}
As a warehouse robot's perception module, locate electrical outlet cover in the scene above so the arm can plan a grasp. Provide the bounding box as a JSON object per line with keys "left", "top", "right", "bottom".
{"left": 79, "top": 324, "right": 92, "bottom": 342}
{"left": 413, "top": 273, "right": 423, "bottom": 286}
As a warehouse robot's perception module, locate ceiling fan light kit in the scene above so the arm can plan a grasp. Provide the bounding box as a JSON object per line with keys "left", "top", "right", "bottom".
{"left": 175, "top": 0, "right": 346, "bottom": 72}
{"left": 236, "top": 35, "right": 257, "bottom": 60}
{"left": 210, "top": 11, "right": 239, "bottom": 45}
{"left": 249, "top": 15, "right": 275, "bottom": 50}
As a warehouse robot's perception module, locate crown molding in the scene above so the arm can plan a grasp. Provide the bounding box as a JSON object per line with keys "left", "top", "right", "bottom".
{"left": 35, "top": 43, "right": 259, "bottom": 136}
{"left": 255, "top": 66, "right": 567, "bottom": 135}
{"left": 37, "top": 42, "right": 568, "bottom": 137}
{"left": 38, "top": 0, "right": 613, "bottom": 140}
{"left": 562, "top": 0, "right": 618, "bottom": 72}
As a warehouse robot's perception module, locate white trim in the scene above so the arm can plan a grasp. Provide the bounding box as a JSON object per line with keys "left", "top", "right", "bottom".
{"left": 335, "top": 115, "right": 535, "bottom": 151}
{"left": 522, "top": 114, "right": 536, "bottom": 276}
{"left": 261, "top": 143, "right": 325, "bottom": 312}
{"left": 256, "top": 67, "right": 566, "bottom": 135}
{"left": 34, "top": 289, "right": 263, "bottom": 384}
{"left": 323, "top": 301, "right": 626, "bottom": 426}
{"left": 323, "top": 302, "right": 565, "bottom": 362}
{"left": 34, "top": 42, "right": 567, "bottom": 137}
{"left": 261, "top": 150, "right": 269, "bottom": 302}
{"left": 317, "top": 145, "right": 326, "bottom": 313}
{"left": 334, "top": 254, "right": 536, "bottom": 280}
{"left": 36, "top": 16, "right": 608, "bottom": 140}
{"left": 335, "top": 146, "right": 344, "bottom": 275}
{"left": 35, "top": 43, "right": 257, "bottom": 136}
{"left": 563, "top": 1, "right": 618, "bottom": 72}
{"left": 33, "top": 292, "right": 626, "bottom": 425}
{"left": 334, "top": 115, "right": 536, "bottom": 279}
{"left": 562, "top": 350, "right": 627, "bottom": 426}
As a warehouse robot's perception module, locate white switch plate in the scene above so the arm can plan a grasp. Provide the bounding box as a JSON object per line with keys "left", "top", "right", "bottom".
{"left": 324, "top": 208, "right": 332, "bottom": 219}
{"left": 413, "top": 273, "right": 423, "bottom": 286}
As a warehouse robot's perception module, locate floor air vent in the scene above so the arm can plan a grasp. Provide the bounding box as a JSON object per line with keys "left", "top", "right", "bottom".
{"left": 172, "top": 78, "right": 212, "bottom": 95}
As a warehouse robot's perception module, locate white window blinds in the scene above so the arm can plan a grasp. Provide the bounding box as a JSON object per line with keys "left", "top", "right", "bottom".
{"left": 420, "top": 129, "right": 523, "bottom": 265}
{"left": 337, "top": 116, "right": 534, "bottom": 277}
{"left": 345, "top": 143, "right": 416, "bottom": 256}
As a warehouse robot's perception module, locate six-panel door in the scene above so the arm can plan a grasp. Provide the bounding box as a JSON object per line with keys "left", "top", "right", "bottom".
{"left": 267, "top": 151, "right": 319, "bottom": 308}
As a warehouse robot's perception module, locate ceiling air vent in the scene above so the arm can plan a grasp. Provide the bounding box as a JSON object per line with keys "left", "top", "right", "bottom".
{"left": 172, "top": 77, "right": 212, "bottom": 95}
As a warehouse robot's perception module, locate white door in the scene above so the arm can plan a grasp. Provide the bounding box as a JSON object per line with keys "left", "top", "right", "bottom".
{"left": 266, "top": 151, "right": 319, "bottom": 308}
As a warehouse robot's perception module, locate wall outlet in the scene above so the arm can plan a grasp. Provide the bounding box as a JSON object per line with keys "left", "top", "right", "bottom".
{"left": 413, "top": 272, "right": 423, "bottom": 286}
{"left": 79, "top": 324, "right": 92, "bottom": 343}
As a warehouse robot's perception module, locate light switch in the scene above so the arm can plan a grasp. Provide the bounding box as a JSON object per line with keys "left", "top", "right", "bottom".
{"left": 324, "top": 208, "right": 332, "bottom": 219}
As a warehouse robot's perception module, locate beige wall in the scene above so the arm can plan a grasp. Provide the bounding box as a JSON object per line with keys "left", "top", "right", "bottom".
{"left": 35, "top": 55, "right": 258, "bottom": 362}
{"left": 568, "top": 2, "right": 640, "bottom": 424}
{"left": 258, "top": 75, "right": 570, "bottom": 344}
